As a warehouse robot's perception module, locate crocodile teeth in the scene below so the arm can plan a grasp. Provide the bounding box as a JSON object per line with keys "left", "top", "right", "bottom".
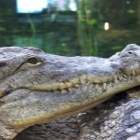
{"left": 61, "top": 89, "right": 67, "bottom": 94}
{"left": 132, "top": 70, "right": 136, "bottom": 76}
{"left": 58, "top": 83, "right": 66, "bottom": 89}
{"left": 64, "top": 82, "right": 73, "bottom": 88}
{"left": 103, "top": 83, "right": 107, "bottom": 90}
{"left": 86, "top": 82, "right": 90, "bottom": 85}
{"left": 80, "top": 80, "right": 86, "bottom": 84}
{"left": 118, "top": 75, "right": 123, "bottom": 80}
{"left": 80, "top": 75, "right": 87, "bottom": 84}
{"left": 23, "top": 70, "right": 139, "bottom": 95}
{"left": 75, "top": 84, "right": 80, "bottom": 88}
{"left": 81, "top": 75, "right": 87, "bottom": 80}
{"left": 71, "top": 78, "right": 80, "bottom": 84}
{"left": 68, "top": 88, "right": 74, "bottom": 92}
{"left": 115, "top": 78, "right": 118, "bottom": 84}
{"left": 123, "top": 74, "right": 127, "bottom": 78}
{"left": 95, "top": 84, "right": 99, "bottom": 90}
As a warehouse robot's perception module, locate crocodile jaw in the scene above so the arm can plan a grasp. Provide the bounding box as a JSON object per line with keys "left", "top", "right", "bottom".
{"left": 1, "top": 73, "right": 140, "bottom": 128}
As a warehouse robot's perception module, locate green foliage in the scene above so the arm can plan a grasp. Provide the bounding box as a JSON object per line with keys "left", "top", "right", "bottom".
{"left": 112, "top": 46, "right": 122, "bottom": 51}
{"left": 77, "top": 0, "right": 97, "bottom": 56}
{"left": 88, "top": 19, "right": 97, "bottom": 26}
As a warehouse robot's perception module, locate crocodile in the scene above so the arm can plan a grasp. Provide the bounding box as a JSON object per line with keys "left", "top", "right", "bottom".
{"left": 0, "top": 44, "right": 140, "bottom": 140}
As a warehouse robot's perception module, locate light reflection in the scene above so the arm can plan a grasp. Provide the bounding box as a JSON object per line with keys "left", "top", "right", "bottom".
{"left": 126, "top": 1, "right": 130, "bottom": 4}
{"left": 104, "top": 22, "right": 110, "bottom": 30}
{"left": 17, "top": 0, "right": 48, "bottom": 13}
{"left": 69, "top": 0, "right": 77, "bottom": 11}
{"left": 16, "top": 0, "right": 77, "bottom": 13}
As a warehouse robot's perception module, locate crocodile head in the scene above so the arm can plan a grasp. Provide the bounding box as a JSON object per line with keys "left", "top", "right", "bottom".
{"left": 0, "top": 44, "right": 140, "bottom": 139}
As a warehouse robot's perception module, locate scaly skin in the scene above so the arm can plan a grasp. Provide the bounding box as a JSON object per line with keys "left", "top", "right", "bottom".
{"left": 13, "top": 88, "right": 140, "bottom": 140}
{"left": 0, "top": 44, "right": 140, "bottom": 140}
{"left": 78, "top": 88, "right": 140, "bottom": 140}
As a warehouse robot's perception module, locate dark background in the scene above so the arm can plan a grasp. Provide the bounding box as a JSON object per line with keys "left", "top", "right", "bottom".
{"left": 0, "top": 0, "right": 139, "bottom": 57}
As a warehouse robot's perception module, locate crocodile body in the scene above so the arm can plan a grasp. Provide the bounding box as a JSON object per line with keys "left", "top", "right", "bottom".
{"left": 0, "top": 44, "right": 140, "bottom": 140}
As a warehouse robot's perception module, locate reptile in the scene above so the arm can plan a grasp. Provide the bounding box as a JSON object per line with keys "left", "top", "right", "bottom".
{"left": 0, "top": 44, "right": 140, "bottom": 140}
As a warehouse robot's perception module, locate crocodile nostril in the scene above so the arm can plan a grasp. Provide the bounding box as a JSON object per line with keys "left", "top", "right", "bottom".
{"left": 128, "top": 51, "right": 132, "bottom": 54}
{"left": 0, "top": 62, "right": 6, "bottom": 67}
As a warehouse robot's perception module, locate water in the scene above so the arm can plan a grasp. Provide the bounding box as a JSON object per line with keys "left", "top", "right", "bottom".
{"left": 0, "top": 0, "right": 139, "bottom": 58}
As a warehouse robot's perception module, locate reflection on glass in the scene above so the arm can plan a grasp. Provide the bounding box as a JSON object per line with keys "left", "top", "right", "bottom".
{"left": 16, "top": 0, "right": 48, "bottom": 13}
{"left": 104, "top": 22, "right": 110, "bottom": 30}
{"left": 16, "top": 0, "right": 77, "bottom": 13}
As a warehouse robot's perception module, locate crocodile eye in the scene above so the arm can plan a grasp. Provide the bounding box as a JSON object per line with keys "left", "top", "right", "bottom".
{"left": 26, "top": 57, "right": 40, "bottom": 65}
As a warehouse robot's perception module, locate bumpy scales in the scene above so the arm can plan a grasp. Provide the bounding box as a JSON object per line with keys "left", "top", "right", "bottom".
{"left": 0, "top": 44, "right": 140, "bottom": 140}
